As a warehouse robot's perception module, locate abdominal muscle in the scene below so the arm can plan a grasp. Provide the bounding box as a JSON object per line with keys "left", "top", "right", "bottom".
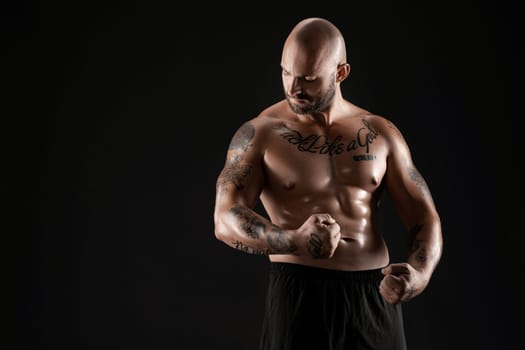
{"left": 261, "top": 191, "right": 390, "bottom": 271}
{"left": 269, "top": 237, "right": 390, "bottom": 271}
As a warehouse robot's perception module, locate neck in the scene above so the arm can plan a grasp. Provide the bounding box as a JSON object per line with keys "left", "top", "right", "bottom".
{"left": 303, "top": 111, "right": 332, "bottom": 126}
{"left": 301, "top": 89, "right": 346, "bottom": 126}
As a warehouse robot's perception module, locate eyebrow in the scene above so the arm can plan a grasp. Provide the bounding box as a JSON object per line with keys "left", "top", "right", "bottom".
{"left": 280, "top": 65, "right": 317, "bottom": 79}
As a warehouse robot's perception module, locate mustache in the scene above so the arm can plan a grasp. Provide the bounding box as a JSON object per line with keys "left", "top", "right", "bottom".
{"left": 287, "top": 93, "right": 311, "bottom": 100}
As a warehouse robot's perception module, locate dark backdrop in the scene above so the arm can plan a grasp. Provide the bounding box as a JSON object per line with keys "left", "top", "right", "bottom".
{"left": 9, "top": 2, "right": 522, "bottom": 350}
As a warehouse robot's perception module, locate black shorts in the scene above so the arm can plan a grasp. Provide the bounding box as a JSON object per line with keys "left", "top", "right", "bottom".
{"left": 259, "top": 262, "right": 407, "bottom": 350}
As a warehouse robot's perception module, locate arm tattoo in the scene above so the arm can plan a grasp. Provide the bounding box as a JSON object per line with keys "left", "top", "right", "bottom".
{"left": 267, "top": 227, "right": 297, "bottom": 254}
{"left": 232, "top": 240, "right": 269, "bottom": 255}
{"left": 218, "top": 155, "right": 252, "bottom": 191}
{"left": 408, "top": 166, "right": 433, "bottom": 202}
{"left": 229, "top": 205, "right": 265, "bottom": 239}
{"left": 229, "top": 122, "right": 255, "bottom": 152}
{"left": 408, "top": 223, "right": 423, "bottom": 249}
{"left": 404, "top": 287, "right": 415, "bottom": 300}
{"left": 228, "top": 206, "right": 296, "bottom": 254}
{"left": 307, "top": 233, "right": 323, "bottom": 259}
{"left": 411, "top": 238, "right": 428, "bottom": 263}
{"left": 415, "top": 247, "right": 428, "bottom": 263}
{"left": 408, "top": 223, "right": 428, "bottom": 264}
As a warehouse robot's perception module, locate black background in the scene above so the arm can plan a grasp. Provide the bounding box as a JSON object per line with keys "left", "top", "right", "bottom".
{"left": 9, "top": 2, "right": 523, "bottom": 350}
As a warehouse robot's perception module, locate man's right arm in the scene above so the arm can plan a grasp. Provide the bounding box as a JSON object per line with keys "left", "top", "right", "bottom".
{"left": 213, "top": 120, "right": 299, "bottom": 256}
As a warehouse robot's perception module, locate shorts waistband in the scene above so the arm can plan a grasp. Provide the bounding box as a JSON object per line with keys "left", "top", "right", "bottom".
{"left": 269, "top": 262, "right": 384, "bottom": 281}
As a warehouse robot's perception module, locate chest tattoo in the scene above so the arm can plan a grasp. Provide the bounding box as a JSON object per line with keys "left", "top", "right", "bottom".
{"left": 273, "top": 119, "right": 378, "bottom": 157}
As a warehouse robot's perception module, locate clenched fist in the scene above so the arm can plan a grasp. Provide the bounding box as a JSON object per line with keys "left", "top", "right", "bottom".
{"left": 379, "top": 263, "right": 428, "bottom": 304}
{"left": 293, "top": 213, "right": 341, "bottom": 259}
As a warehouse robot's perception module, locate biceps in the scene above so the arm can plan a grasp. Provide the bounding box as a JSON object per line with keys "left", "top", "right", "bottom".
{"left": 216, "top": 156, "right": 264, "bottom": 208}
{"left": 386, "top": 160, "right": 435, "bottom": 221}
{"left": 389, "top": 164, "right": 431, "bottom": 200}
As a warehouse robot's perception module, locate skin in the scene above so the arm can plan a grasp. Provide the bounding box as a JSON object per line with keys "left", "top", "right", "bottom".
{"left": 214, "top": 17, "right": 443, "bottom": 304}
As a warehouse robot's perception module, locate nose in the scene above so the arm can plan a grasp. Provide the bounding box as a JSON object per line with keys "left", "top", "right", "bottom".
{"left": 287, "top": 77, "right": 302, "bottom": 97}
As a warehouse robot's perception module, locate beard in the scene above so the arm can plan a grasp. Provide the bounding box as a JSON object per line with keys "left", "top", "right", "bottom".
{"left": 285, "top": 80, "right": 336, "bottom": 115}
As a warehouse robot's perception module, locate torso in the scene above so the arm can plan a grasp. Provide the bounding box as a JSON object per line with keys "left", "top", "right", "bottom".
{"left": 257, "top": 101, "right": 391, "bottom": 271}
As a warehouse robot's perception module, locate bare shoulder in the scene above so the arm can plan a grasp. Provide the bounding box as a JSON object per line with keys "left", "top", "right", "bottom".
{"left": 362, "top": 113, "right": 408, "bottom": 145}
{"left": 253, "top": 100, "right": 291, "bottom": 123}
{"left": 244, "top": 101, "right": 291, "bottom": 134}
{"left": 227, "top": 101, "right": 289, "bottom": 152}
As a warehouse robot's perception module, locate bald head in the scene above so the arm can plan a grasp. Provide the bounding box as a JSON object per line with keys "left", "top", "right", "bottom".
{"left": 282, "top": 17, "right": 347, "bottom": 69}
{"left": 280, "top": 18, "right": 351, "bottom": 115}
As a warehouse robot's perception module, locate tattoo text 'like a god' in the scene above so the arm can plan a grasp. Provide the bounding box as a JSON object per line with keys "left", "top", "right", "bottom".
{"left": 273, "top": 119, "right": 378, "bottom": 156}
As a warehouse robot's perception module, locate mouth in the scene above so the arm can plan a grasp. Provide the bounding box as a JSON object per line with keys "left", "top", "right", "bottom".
{"left": 289, "top": 97, "right": 309, "bottom": 104}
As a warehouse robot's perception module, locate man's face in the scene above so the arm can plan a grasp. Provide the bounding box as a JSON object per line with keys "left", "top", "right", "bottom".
{"left": 281, "top": 49, "right": 337, "bottom": 115}
{"left": 282, "top": 74, "right": 336, "bottom": 115}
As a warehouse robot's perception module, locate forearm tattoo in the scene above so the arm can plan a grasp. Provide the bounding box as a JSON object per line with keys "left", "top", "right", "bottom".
{"left": 232, "top": 240, "right": 269, "bottom": 255}
{"left": 408, "top": 223, "right": 423, "bottom": 249}
{"left": 415, "top": 246, "right": 428, "bottom": 263}
{"left": 307, "top": 233, "right": 323, "bottom": 258}
{"left": 229, "top": 205, "right": 265, "bottom": 239}
{"left": 411, "top": 238, "right": 428, "bottom": 264}
{"left": 228, "top": 206, "right": 296, "bottom": 254}
{"left": 217, "top": 155, "right": 252, "bottom": 191}
{"left": 267, "top": 227, "right": 298, "bottom": 254}
{"left": 273, "top": 119, "right": 377, "bottom": 159}
{"left": 408, "top": 223, "right": 428, "bottom": 264}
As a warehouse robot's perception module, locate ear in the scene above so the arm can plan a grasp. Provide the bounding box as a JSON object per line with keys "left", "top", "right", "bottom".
{"left": 336, "top": 63, "right": 350, "bottom": 83}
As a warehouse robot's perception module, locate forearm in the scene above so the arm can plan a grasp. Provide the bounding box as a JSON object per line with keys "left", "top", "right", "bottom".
{"left": 214, "top": 204, "right": 298, "bottom": 255}
{"left": 406, "top": 217, "right": 443, "bottom": 280}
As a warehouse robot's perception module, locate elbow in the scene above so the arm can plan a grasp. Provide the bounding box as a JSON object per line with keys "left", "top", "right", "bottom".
{"left": 214, "top": 215, "right": 230, "bottom": 243}
{"left": 213, "top": 203, "right": 238, "bottom": 243}
{"left": 214, "top": 220, "right": 224, "bottom": 242}
{"left": 214, "top": 226, "right": 226, "bottom": 242}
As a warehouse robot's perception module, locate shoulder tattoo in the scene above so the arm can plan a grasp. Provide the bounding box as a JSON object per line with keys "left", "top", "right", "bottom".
{"left": 229, "top": 122, "right": 255, "bottom": 152}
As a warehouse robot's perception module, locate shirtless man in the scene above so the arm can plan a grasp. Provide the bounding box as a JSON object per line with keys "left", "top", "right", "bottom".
{"left": 214, "top": 17, "right": 443, "bottom": 350}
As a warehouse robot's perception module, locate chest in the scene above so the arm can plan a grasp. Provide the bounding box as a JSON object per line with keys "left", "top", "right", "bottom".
{"left": 263, "top": 121, "right": 389, "bottom": 192}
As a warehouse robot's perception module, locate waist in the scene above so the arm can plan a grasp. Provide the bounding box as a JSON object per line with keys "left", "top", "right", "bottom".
{"left": 269, "top": 237, "right": 389, "bottom": 271}
{"left": 268, "top": 261, "right": 385, "bottom": 281}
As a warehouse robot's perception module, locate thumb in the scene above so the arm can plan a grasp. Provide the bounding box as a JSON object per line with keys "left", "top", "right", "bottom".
{"left": 381, "top": 265, "right": 391, "bottom": 275}
{"left": 322, "top": 214, "right": 335, "bottom": 225}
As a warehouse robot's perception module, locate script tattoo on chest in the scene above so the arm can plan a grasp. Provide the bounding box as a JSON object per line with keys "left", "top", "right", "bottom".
{"left": 272, "top": 119, "right": 378, "bottom": 158}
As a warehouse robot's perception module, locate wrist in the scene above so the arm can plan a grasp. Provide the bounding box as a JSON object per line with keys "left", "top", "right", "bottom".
{"left": 267, "top": 226, "right": 300, "bottom": 255}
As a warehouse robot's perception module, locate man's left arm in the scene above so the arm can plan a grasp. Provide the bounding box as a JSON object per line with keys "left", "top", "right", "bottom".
{"left": 379, "top": 118, "right": 443, "bottom": 304}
